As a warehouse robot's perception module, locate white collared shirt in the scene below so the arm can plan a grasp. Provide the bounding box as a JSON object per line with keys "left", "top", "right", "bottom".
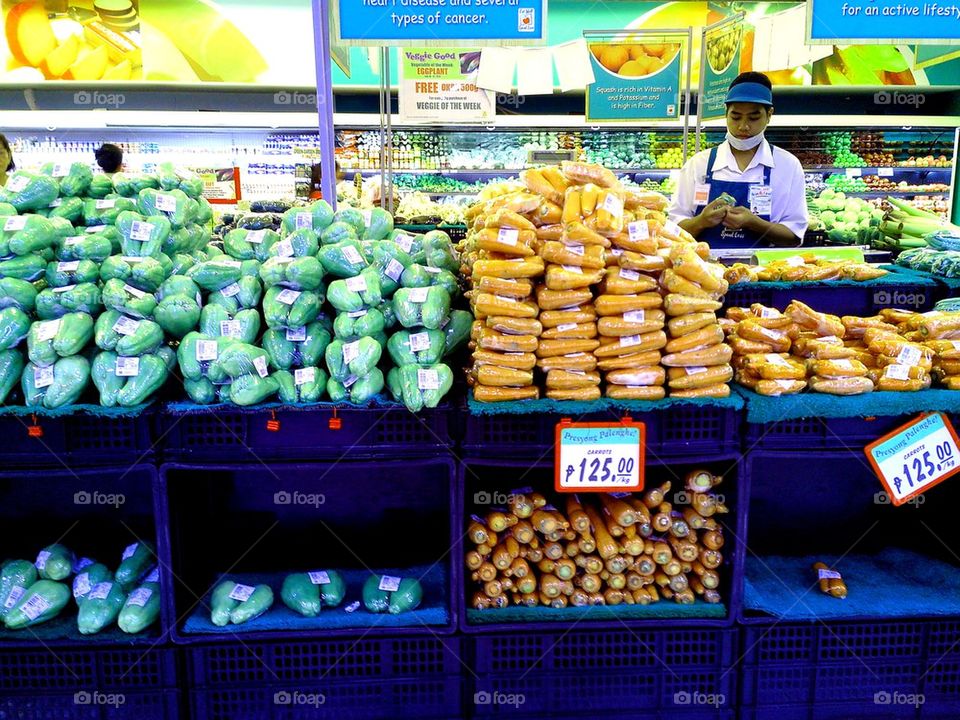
{"left": 668, "top": 139, "right": 809, "bottom": 241}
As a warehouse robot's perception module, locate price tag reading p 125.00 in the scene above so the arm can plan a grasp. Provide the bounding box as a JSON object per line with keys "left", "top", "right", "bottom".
{"left": 555, "top": 421, "right": 644, "bottom": 492}
{"left": 865, "top": 412, "right": 960, "bottom": 506}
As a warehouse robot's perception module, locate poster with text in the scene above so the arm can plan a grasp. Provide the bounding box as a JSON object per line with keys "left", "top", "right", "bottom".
{"left": 586, "top": 40, "right": 682, "bottom": 122}
{"left": 399, "top": 48, "right": 494, "bottom": 124}
{"left": 701, "top": 18, "right": 742, "bottom": 120}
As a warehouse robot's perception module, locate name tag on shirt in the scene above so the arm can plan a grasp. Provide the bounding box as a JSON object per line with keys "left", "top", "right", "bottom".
{"left": 694, "top": 183, "right": 711, "bottom": 206}
{"left": 749, "top": 185, "right": 772, "bottom": 216}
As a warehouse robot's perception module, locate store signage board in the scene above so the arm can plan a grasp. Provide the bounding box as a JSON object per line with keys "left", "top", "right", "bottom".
{"left": 398, "top": 49, "right": 495, "bottom": 124}
{"left": 191, "top": 167, "right": 241, "bottom": 205}
{"left": 951, "top": 128, "right": 960, "bottom": 227}
{"left": 585, "top": 39, "right": 683, "bottom": 122}
{"left": 555, "top": 421, "right": 645, "bottom": 493}
{"left": 807, "top": 0, "right": 960, "bottom": 44}
{"left": 529, "top": 150, "right": 576, "bottom": 164}
{"left": 865, "top": 413, "right": 960, "bottom": 506}
{"left": 332, "top": 0, "right": 547, "bottom": 47}
{"left": 701, "top": 16, "right": 744, "bottom": 121}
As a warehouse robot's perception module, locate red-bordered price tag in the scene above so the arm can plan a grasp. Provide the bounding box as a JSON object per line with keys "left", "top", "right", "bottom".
{"left": 865, "top": 412, "right": 960, "bottom": 506}
{"left": 555, "top": 419, "right": 644, "bottom": 492}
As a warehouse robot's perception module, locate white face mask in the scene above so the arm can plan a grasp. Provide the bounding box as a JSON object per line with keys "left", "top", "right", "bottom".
{"left": 726, "top": 131, "right": 764, "bottom": 151}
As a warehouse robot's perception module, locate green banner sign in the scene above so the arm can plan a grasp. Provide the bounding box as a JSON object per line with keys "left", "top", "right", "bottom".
{"left": 585, "top": 41, "right": 683, "bottom": 122}
{"left": 701, "top": 17, "right": 743, "bottom": 121}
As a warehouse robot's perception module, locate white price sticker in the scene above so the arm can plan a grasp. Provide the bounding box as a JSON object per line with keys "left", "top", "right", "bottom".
{"left": 74, "top": 557, "right": 95, "bottom": 573}
{"left": 619, "top": 268, "right": 640, "bottom": 281}
{"left": 73, "top": 573, "right": 91, "bottom": 599}
{"left": 19, "top": 593, "right": 51, "bottom": 620}
{"left": 343, "top": 374, "right": 359, "bottom": 388}
{"left": 34, "top": 365, "right": 54, "bottom": 388}
{"left": 561, "top": 265, "right": 583, "bottom": 274}
{"left": 5, "top": 585, "right": 25, "bottom": 609}
{"left": 117, "top": 357, "right": 141, "bottom": 378}
{"left": 308, "top": 571, "right": 330, "bottom": 585}
{"left": 35, "top": 551, "right": 51, "bottom": 570}
{"left": 295, "top": 367, "right": 316, "bottom": 385}
{"left": 878, "top": 168, "right": 895, "bottom": 177}
{"left": 897, "top": 345, "right": 923, "bottom": 367}
{"left": 556, "top": 323, "right": 577, "bottom": 332}
{"left": 52, "top": 163, "right": 70, "bottom": 177}
{"left": 378, "top": 575, "right": 402, "bottom": 592}
{"left": 409, "top": 332, "right": 432, "bottom": 352}
{"left": 65, "top": 235, "right": 85, "bottom": 245}
{"left": 407, "top": 287, "right": 429, "bottom": 303}
{"left": 497, "top": 228, "right": 519, "bottom": 246}
{"left": 418, "top": 368, "right": 440, "bottom": 390}
{"left": 52, "top": 285, "right": 75, "bottom": 293}
{"left": 362, "top": 209, "right": 373, "bottom": 227}
{"left": 346, "top": 275, "right": 368, "bottom": 293}
{"left": 36, "top": 319, "right": 61, "bottom": 342}
{"left": 756, "top": 307, "right": 778, "bottom": 319}
{"left": 220, "top": 283, "right": 241, "bottom": 298}
{"left": 122, "top": 543, "right": 139, "bottom": 560}
{"left": 610, "top": 248, "right": 624, "bottom": 257}
{"left": 664, "top": 221, "right": 682, "bottom": 237}
{"left": 286, "top": 326, "right": 307, "bottom": 342}
{"left": 3, "top": 216, "right": 27, "bottom": 232}
{"left": 146, "top": 567, "right": 160, "bottom": 583}
{"left": 845, "top": 167, "right": 862, "bottom": 177}
{"left": 347, "top": 309, "right": 368, "bottom": 318}
{"left": 342, "top": 246, "right": 364, "bottom": 265}
{"left": 6, "top": 175, "right": 30, "bottom": 192}
{"left": 196, "top": 340, "right": 218, "bottom": 362}
{"left": 123, "top": 284, "right": 147, "bottom": 299}
{"left": 113, "top": 316, "right": 140, "bottom": 336}
{"left": 229, "top": 583, "right": 256, "bottom": 602}
{"left": 49, "top": 198, "right": 63, "bottom": 208}
{"left": 818, "top": 569, "right": 843, "bottom": 580}
{"left": 424, "top": 266, "right": 442, "bottom": 274}
{"left": 246, "top": 230, "right": 267, "bottom": 244}
{"left": 766, "top": 354, "right": 790, "bottom": 366}
{"left": 385, "top": 258, "right": 405, "bottom": 281}
{"left": 866, "top": 412, "right": 960, "bottom": 506}
{"left": 88, "top": 582, "right": 113, "bottom": 600}
{"left": 785, "top": 256, "right": 805, "bottom": 267}
{"left": 557, "top": 422, "right": 642, "bottom": 491}
{"left": 395, "top": 234, "right": 414, "bottom": 253}
{"left": 56, "top": 260, "right": 80, "bottom": 273}
{"left": 219, "top": 320, "right": 241, "bottom": 338}
{"left": 295, "top": 212, "right": 312, "bottom": 229}
{"left": 759, "top": 326, "right": 784, "bottom": 341}
{"left": 623, "top": 310, "right": 646, "bottom": 324}
{"left": 127, "top": 588, "right": 153, "bottom": 607}
{"left": 342, "top": 341, "right": 361, "bottom": 364}
{"left": 495, "top": 295, "right": 517, "bottom": 304}
{"left": 129, "top": 221, "right": 155, "bottom": 242}
{"left": 276, "top": 289, "right": 301, "bottom": 305}
{"left": 155, "top": 193, "right": 178, "bottom": 212}
{"left": 884, "top": 364, "right": 911, "bottom": 381}
{"left": 621, "top": 335, "right": 642, "bottom": 348}
{"left": 96, "top": 199, "right": 117, "bottom": 209}
{"left": 253, "top": 355, "right": 269, "bottom": 378}
{"left": 567, "top": 243, "right": 585, "bottom": 257}
{"left": 602, "top": 193, "right": 624, "bottom": 214}
{"left": 685, "top": 366, "right": 708, "bottom": 375}
{"left": 275, "top": 239, "right": 294, "bottom": 257}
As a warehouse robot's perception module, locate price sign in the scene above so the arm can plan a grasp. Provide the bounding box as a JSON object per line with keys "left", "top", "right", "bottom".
{"left": 865, "top": 413, "right": 960, "bottom": 506}
{"left": 554, "top": 420, "right": 644, "bottom": 492}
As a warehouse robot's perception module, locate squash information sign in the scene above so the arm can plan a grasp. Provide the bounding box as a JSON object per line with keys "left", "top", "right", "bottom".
{"left": 555, "top": 421, "right": 645, "bottom": 492}
{"left": 865, "top": 412, "right": 960, "bottom": 506}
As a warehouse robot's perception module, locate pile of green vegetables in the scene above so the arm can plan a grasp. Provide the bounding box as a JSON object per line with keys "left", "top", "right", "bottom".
{"left": 209, "top": 571, "right": 422, "bottom": 626}
{"left": 0, "top": 164, "right": 469, "bottom": 412}
{"left": 0, "top": 541, "right": 159, "bottom": 635}
{"left": 875, "top": 198, "right": 960, "bottom": 252}
{"left": 895, "top": 230, "right": 960, "bottom": 278}
{"left": 808, "top": 188, "right": 884, "bottom": 245}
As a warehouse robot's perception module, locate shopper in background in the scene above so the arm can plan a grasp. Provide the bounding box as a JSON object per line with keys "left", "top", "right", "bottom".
{"left": 0, "top": 134, "right": 15, "bottom": 187}
{"left": 669, "top": 71, "right": 807, "bottom": 248}
{"left": 95, "top": 143, "right": 124, "bottom": 174}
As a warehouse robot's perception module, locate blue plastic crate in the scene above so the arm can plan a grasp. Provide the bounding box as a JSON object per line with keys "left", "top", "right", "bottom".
{"left": 738, "top": 702, "right": 920, "bottom": 720}
{"left": 0, "top": 689, "right": 180, "bottom": 720}
{"left": 190, "top": 678, "right": 461, "bottom": 719}
{"left": 159, "top": 404, "right": 453, "bottom": 461}
{"left": 0, "top": 646, "right": 178, "bottom": 691}
{"left": 0, "top": 408, "right": 155, "bottom": 467}
{"left": 744, "top": 414, "right": 908, "bottom": 451}
{"left": 187, "top": 637, "right": 464, "bottom": 686}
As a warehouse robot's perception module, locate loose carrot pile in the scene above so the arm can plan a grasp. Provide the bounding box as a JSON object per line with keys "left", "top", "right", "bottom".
{"left": 725, "top": 303, "right": 960, "bottom": 395}
{"left": 466, "top": 471, "right": 727, "bottom": 610}
{"left": 459, "top": 161, "right": 733, "bottom": 401}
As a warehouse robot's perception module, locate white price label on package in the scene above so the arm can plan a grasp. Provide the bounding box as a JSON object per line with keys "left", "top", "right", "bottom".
{"left": 57, "top": 261, "right": 80, "bottom": 272}
{"left": 556, "top": 421, "right": 644, "bottom": 492}
{"left": 342, "top": 341, "right": 361, "bottom": 364}
{"left": 246, "top": 229, "right": 267, "bottom": 244}
{"left": 116, "top": 356, "right": 140, "bottom": 377}
{"left": 295, "top": 367, "right": 316, "bottom": 385}
{"left": 49, "top": 198, "right": 62, "bottom": 208}
{"left": 127, "top": 588, "right": 153, "bottom": 607}
{"left": 685, "top": 366, "right": 708, "bottom": 375}
{"left": 343, "top": 374, "right": 359, "bottom": 388}
{"left": 362, "top": 209, "right": 373, "bottom": 227}
{"left": 35, "top": 550, "right": 51, "bottom": 570}
{"left": 602, "top": 192, "right": 623, "bottom": 214}
{"left": 628, "top": 220, "right": 650, "bottom": 241}
{"left": 409, "top": 332, "right": 432, "bottom": 352}
{"left": 346, "top": 275, "right": 368, "bottom": 293}
{"left": 123, "top": 284, "right": 147, "bottom": 299}
{"left": 122, "top": 543, "right": 139, "bottom": 561}
{"left": 96, "top": 199, "right": 117, "bottom": 209}
{"left": 220, "top": 283, "right": 241, "bottom": 298}
{"left": 385, "top": 258, "right": 405, "bottom": 282}
{"left": 623, "top": 310, "right": 646, "bottom": 324}
{"left": 253, "top": 355, "right": 269, "bottom": 378}
{"left": 286, "top": 326, "right": 307, "bottom": 342}
{"left": 866, "top": 413, "right": 960, "bottom": 506}
{"left": 308, "top": 571, "right": 330, "bottom": 585}
{"left": 566, "top": 243, "right": 585, "bottom": 257}
{"left": 818, "top": 569, "right": 843, "bottom": 581}
{"left": 395, "top": 234, "right": 414, "bottom": 253}
{"left": 497, "top": 228, "right": 519, "bottom": 246}
{"left": 342, "top": 246, "right": 364, "bottom": 265}
{"left": 418, "top": 368, "right": 440, "bottom": 390}
{"left": 36, "top": 319, "right": 61, "bottom": 342}
{"left": 229, "top": 584, "right": 256, "bottom": 602}
{"left": 65, "top": 235, "right": 85, "bottom": 245}
{"left": 884, "top": 364, "right": 911, "bottom": 381}
{"left": 88, "top": 582, "right": 113, "bottom": 600}
{"left": 897, "top": 345, "right": 923, "bottom": 367}
{"left": 52, "top": 285, "right": 75, "bottom": 294}
{"left": 378, "top": 575, "right": 402, "bottom": 592}
{"left": 74, "top": 572, "right": 91, "bottom": 598}
{"left": 34, "top": 366, "right": 54, "bottom": 388}
{"left": 276, "top": 289, "right": 301, "bottom": 305}
{"left": 19, "top": 593, "right": 51, "bottom": 620}
{"left": 619, "top": 268, "right": 640, "bottom": 281}
{"left": 3, "top": 216, "right": 27, "bottom": 232}
{"left": 219, "top": 320, "right": 241, "bottom": 338}
{"left": 113, "top": 316, "right": 140, "bottom": 336}
{"left": 556, "top": 323, "right": 577, "bottom": 332}
{"left": 6, "top": 175, "right": 29, "bottom": 192}
{"left": 155, "top": 193, "right": 178, "bottom": 212}
{"left": 347, "top": 309, "right": 368, "bottom": 318}
{"left": 295, "top": 213, "right": 312, "bottom": 229}
{"left": 407, "top": 287, "right": 429, "bottom": 303}
{"left": 275, "top": 239, "right": 294, "bottom": 257}
{"left": 4, "top": 585, "right": 24, "bottom": 609}
{"left": 196, "top": 340, "right": 218, "bottom": 362}
{"left": 129, "top": 221, "right": 154, "bottom": 242}
{"left": 621, "top": 335, "right": 642, "bottom": 348}
{"left": 52, "top": 163, "right": 70, "bottom": 177}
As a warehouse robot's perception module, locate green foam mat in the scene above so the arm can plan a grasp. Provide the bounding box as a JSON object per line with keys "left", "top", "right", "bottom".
{"left": 165, "top": 396, "right": 407, "bottom": 415}
{"left": 467, "top": 599, "right": 726, "bottom": 625}
{"left": 467, "top": 395, "right": 743, "bottom": 416}
{"left": 883, "top": 263, "right": 960, "bottom": 290}
{"left": 0, "top": 403, "right": 150, "bottom": 418}
{"left": 181, "top": 565, "right": 448, "bottom": 635}
{"left": 744, "top": 548, "right": 960, "bottom": 621}
{"left": 0, "top": 608, "right": 161, "bottom": 644}
{"left": 736, "top": 386, "right": 960, "bottom": 423}
{"left": 728, "top": 271, "right": 936, "bottom": 292}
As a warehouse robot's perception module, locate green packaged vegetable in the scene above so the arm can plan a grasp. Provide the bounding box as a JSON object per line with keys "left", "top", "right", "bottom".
{"left": 0, "top": 307, "right": 30, "bottom": 350}
{"left": 0, "top": 277, "right": 37, "bottom": 312}
{"left": 319, "top": 238, "right": 368, "bottom": 278}
{"left": 116, "top": 542, "right": 155, "bottom": 589}
{"left": 393, "top": 286, "right": 450, "bottom": 330}
{"left": 82, "top": 196, "right": 137, "bottom": 227}
{"left": 393, "top": 363, "right": 454, "bottom": 412}
{"left": 274, "top": 366, "right": 327, "bottom": 403}
{"left": 270, "top": 228, "right": 318, "bottom": 258}
{"left": 229, "top": 373, "right": 279, "bottom": 405}
{"left": 28, "top": 313, "right": 94, "bottom": 366}
{"left": 118, "top": 579, "right": 161, "bottom": 634}
{"left": 137, "top": 188, "right": 195, "bottom": 229}
{"left": 92, "top": 352, "right": 125, "bottom": 406}
{"left": 224, "top": 227, "right": 279, "bottom": 261}
{"left": 72, "top": 561, "right": 111, "bottom": 601}
{"left": 199, "top": 305, "right": 261, "bottom": 344}
{"left": 325, "top": 337, "right": 382, "bottom": 381}
{"left": 35, "top": 544, "right": 74, "bottom": 581}
{"left": 42, "top": 161, "right": 92, "bottom": 197}
{"left": 46, "top": 258, "right": 99, "bottom": 288}
{"left": 0, "top": 560, "right": 37, "bottom": 620}
{"left": 333, "top": 308, "right": 386, "bottom": 341}
{"left": 2, "top": 171, "right": 59, "bottom": 211}
{"left": 362, "top": 574, "right": 390, "bottom": 613}
{"left": 4, "top": 580, "right": 70, "bottom": 629}
{"left": 326, "top": 367, "right": 383, "bottom": 404}
{"left": 102, "top": 278, "right": 158, "bottom": 319}
{"left": 155, "top": 294, "right": 201, "bottom": 338}
{"left": 87, "top": 174, "right": 114, "bottom": 199}
{"left": 443, "top": 309, "right": 473, "bottom": 356}
{"left": 100, "top": 256, "right": 169, "bottom": 293}
{"left": 23, "top": 356, "right": 90, "bottom": 408}
{"left": 230, "top": 584, "right": 274, "bottom": 624}
{"left": 389, "top": 578, "right": 423, "bottom": 614}
{"left": 263, "top": 286, "right": 322, "bottom": 329}
{"left": 48, "top": 196, "right": 84, "bottom": 223}
{"left": 56, "top": 230, "right": 114, "bottom": 263}
{"left": 327, "top": 267, "right": 382, "bottom": 312}
{"left": 0, "top": 349, "right": 23, "bottom": 403}
{"left": 187, "top": 258, "right": 244, "bottom": 291}
{"left": 0, "top": 213, "right": 56, "bottom": 256}
{"left": 184, "top": 376, "right": 217, "bottom": 404}
{"left": 282, "top": 201, "right": 334, "bottom": 234}
{"left": 35, "top": 283, "right": 102, "bottom": 320}
{"left": 387, "top": 329, "right": 445, "bottom": 366}
{"left": 0, "top": 254, "right": 46, "bottom": 281}
{"left": 115, "top": 353, "right": 169, "bottom": 406}
{"left": 261, "top": 322, "right": 332, "bottom": 371}
{"left": 112, "top": 172, "right": 159, "bottom": 197}
{"left": 259, "top": 256, "right": 324, "bottom": 291}
{"left": 116, "top": 211, "right": 171, "bottom": 257}
{"left": 320, "top": 220, "right": 358, "bottom": 246}
{"left": 77, "top": 580, "right": 126, "bottom": 635}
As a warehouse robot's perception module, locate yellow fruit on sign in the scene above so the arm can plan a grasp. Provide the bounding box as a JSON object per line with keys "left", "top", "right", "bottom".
{"left": 599, "top": 45, "right": 629, "bottom": 73}
{"left": 618, "top": 59, "right": 648, "bottom": 77}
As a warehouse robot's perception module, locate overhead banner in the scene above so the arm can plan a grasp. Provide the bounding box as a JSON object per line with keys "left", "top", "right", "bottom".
{"left": 398, "top": 49, "right": 495, "bottom": 124}
{"left": 585, "top": 38, "right": 683, "bottom": 122}
{"left": 807, "top": 0, "right": 960, "bottom": 44}
{"left": 701, "top": 16, "right": 743, "bottom": 121}
{"left": 333, "top": 0, "right": 547, "bottom": 47}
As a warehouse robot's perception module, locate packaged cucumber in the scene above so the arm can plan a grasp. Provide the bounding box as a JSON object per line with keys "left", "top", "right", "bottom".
{"left": 0, "top": 560, "right": 37, "bottom": 620}
{"left": 72, "top": 562, "right": 112, "bottom": 602}
{"left": 35, "top": 544, "right": 74, "bottom": 581}
{"left": 362, "top": 574, "right": 422, "bottom": 614}
{"left": 4, "top": 580, "right": 70, "bottom": 629}
{"left": 115, "top": 542, "right": 156, "bottom": 589}
{"left": 210, "top": 580, "right": 274, "bottom": 626}
{"left": 77, "top": 580, "right": 126, "bottom": 635}
{"left": 118, "top": 579, "right": 161, "bottom": 634}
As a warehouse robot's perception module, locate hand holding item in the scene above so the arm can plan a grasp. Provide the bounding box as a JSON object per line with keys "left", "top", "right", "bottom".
{"left": 722, "top": 205, "right": 758, "bottom": 231}
{"left": 697, "top": 198, "right": 728, "bottom": 228}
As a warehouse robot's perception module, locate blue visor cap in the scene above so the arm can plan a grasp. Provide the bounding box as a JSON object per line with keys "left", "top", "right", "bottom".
{"left": 725, "top": 81, "right": 773, "bottom": 107}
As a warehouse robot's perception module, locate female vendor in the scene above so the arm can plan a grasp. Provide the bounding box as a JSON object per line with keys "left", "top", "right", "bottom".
{"left": 668, "top": 71, "right": 808, "bottom": 248}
